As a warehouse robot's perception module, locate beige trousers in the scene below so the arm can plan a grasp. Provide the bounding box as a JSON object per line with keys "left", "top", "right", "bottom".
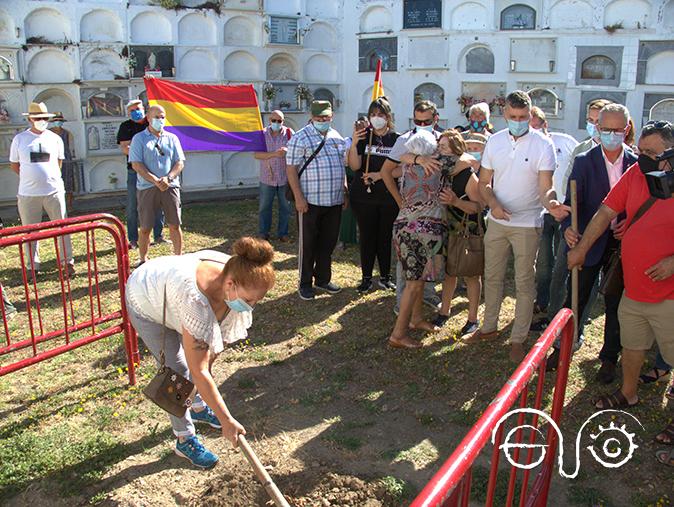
{"left": 16, "top": 192, "right": 73, "bottom": 270}
{"left": 619, "top": 295, "right": 674, "bottom": 365}
{"left": 482, "top": 220, "right": 541, "bottom": 344}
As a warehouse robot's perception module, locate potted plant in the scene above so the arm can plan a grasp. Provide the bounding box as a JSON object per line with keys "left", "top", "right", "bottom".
{"left": 108, "top": 173, "right": 119, "bottom": 187}
{"left": 262, "top": 82, "right": 277, "bottom": 111}
{"left": 295, "top": 84, "right": 313, "bottom": 111}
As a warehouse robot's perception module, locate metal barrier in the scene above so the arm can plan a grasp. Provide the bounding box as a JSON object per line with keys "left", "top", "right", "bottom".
{"left": 410, "top": 308, "right": 575, "bottom": 507}
{"left": 0, "top": 213, "right": 138, "bottom": 385}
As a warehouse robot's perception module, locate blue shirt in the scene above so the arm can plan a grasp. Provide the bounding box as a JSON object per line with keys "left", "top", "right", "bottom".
{"left": 129, "top": 128, "right": 185, "bottom": 190}
{"left": 285, "top": 123, "right": 345, "bottom": 207}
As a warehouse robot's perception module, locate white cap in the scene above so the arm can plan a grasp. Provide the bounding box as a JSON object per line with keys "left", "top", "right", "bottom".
{"left": 126, "top": 99, "right": 143, "bottom": 110}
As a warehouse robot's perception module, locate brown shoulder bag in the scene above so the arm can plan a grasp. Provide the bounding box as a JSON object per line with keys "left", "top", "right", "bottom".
{"left": 142, "top": 286, "right": 197, "bottom": 418}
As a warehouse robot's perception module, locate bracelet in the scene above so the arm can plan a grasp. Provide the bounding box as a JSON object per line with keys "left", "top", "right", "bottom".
{"left": 413, "top": 155, "right": 419, "bottom": 165}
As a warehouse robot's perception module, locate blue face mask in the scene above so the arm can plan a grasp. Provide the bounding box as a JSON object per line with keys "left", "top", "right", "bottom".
{"left": 507, "top": 119, "right": 529, "bottom": 137}
{"left": 471, "top": 120, "right": 487, "bottom": 132}
{"left": 599, "top": 131, "right": 624, "bottom": 151}
{"left": 416, "top": 124, "right": 435, "bottom": 133}
{"left": 53, "top": 121, "right": 64, "bottom": 128}
{"left": 130, "top": 109, "right": 144, "bottom": 122}
{"left": 226, "top": 285, "right": 253, "bottom": 313}
{"left": 468, "top": 151, "right": 482, "bottom": 162}
{"left": 314, "top": 121, "right": 330, "bottom": 133}
{"left": 586, "top": 121, "right": 598, "bottom": 139}
{"left": 151, "top": 118, "right": 165, "bottom": 131}
{"left": 270, "top": 122, "right": 281, "bottom": 132}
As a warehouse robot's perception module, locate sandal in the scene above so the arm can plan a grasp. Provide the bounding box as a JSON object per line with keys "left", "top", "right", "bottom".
{"left": 638, "top": 367, "right": 671, "bottom": 384}
{"left": 593, "top": 389, "right": 639, "bottom": 410}
{"left": 666, "top": 385, "right": 674, "bottom": 401}
{"left": 655, "top": 421, "right": 674, "bottom": 445}
{"left": 655, "top": 448, "right": 674, "bottom": 467}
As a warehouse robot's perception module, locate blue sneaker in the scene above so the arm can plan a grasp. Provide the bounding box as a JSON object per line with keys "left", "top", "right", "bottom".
{"left": 175, "top": 435, "right": 219, "bottom": 469}
{"left": 191, "top": 406, "right": 222, "bottom": 429}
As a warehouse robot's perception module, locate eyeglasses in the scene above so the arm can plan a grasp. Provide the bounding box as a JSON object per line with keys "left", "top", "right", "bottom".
{"left": 154, "top": 139, "right": 165, "bottom": 157}
{"left": 413, "top": 119, "right": 434, "bottom": 126}
{"left": 270, "top": 119, "right": 283, "bottom": 124}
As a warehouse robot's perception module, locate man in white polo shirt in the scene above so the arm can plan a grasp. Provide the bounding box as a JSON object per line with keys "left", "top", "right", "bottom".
{"left": 466, "top": 91, "right": 569, "bottom": 362}
{"left": 9, "top": 102, "right": 74, "bottom": 276}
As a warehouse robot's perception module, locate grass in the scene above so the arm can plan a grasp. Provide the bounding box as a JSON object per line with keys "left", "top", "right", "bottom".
{"left": 0, "top": 200, "right": 672, "bottom": 506}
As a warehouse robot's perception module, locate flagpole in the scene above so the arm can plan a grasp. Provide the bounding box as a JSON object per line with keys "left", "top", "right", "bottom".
{"left": 364, "top": 128, "right": 374, "bottom": 193}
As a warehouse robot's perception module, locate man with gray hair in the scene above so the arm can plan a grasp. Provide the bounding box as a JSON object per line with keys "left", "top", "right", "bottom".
{"left": 466, "top": 90, "right": 568, "bottom": 362}
{"left": 558, "top": 103, "right": 637, "bottom": 383}
{"left": 129, "top": 104, "right": 185, "bottom": 265}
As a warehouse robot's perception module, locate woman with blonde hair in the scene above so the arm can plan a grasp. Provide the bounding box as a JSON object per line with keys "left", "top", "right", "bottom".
{"left": 126, "top": 237, "right": 275, "bottom": 469}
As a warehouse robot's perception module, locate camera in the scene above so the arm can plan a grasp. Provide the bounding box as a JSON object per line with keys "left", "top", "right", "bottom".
{"left": 645, "top": 147, "right": 674, "bottom": 199}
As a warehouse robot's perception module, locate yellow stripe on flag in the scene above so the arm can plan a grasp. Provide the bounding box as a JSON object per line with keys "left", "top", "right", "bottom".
{"left": 150, "top": 99, "right": 262, "bottom": 132}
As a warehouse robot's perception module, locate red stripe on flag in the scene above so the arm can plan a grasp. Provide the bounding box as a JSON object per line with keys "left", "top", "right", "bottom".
{"left": 144, "top": 78, "right": 259, "bottom": 109}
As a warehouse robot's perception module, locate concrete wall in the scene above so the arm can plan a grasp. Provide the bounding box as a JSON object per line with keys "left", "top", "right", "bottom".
{"left": 0, "top": 0, "right": 672, "bottom": 206}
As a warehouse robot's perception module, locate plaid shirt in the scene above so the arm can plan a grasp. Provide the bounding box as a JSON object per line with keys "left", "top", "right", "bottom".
{"left": 259, "top": 126, "right": 293, "bottom": 186}
{"left": 286, "top": 123, "right": 346, "bottom": 207}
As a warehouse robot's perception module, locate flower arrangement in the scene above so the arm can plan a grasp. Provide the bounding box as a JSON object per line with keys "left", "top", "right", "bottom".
{"left": 295, "top": 84, "right": 313, "bottom": 101}
{"left": 489, "top": 94, "right": 506, "bottom": 113}
{"left": 457, "top": 94, "right": 475, "bottom": 111}
{"left": 279, "top": 100, "right": 292, "bottom": 110}
{"left": 262, "top": 82, "right": 277, "bottom": 101}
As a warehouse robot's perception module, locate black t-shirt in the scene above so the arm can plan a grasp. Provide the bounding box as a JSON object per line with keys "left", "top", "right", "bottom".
{"left": 446, "top": 166, "right": 481, "bottom": 229}
{"left": 351, "top": 130, "right": 400, "bottom": 205}
{"left": 117, "top": 118, "right": 148, "bottom": 171}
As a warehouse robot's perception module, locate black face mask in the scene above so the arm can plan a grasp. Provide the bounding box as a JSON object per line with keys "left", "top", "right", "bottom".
{"left": 638, "top": 154, "right": 660, "bottom": 174}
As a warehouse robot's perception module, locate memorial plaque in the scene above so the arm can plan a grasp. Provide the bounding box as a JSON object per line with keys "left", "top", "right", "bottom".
{"left": 407, "top": 36, "right": 448, "bottom": 69}
{"left": 403, "top": 0, "right": 442, "bottom": 29}
{"left": 81, "top": 87, "right": 127, "bottom": 118}
{"left": 510, "top": 38, "right": 556, "bottom": 73}
{"left": 358, "top": 38, "right": 398, "bottom": 72}
{"left": 269, "top": 16, "right": 299, "bottom": 45}
{"left": 86, "top": 122, "right": 121, "bottom": 153}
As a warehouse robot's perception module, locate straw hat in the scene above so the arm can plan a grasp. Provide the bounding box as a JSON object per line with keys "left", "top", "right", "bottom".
{"left": 22, "top": 102, "right": 55, "bottom": 119}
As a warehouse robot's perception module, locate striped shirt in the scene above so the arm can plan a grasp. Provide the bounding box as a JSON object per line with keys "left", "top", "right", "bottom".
{"left": 259, "top": 126, "right": 294, "bottom": 186}
{"left": 286, "top": 123, "right": 346, "bottom": 207}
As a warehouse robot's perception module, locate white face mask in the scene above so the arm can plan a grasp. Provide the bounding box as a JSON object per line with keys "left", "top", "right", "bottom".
{"left": 369, "top": 116, "right": 387, "bottom": 130}
{"left": 33, "top": 120, "right": 49, "bottom": 132}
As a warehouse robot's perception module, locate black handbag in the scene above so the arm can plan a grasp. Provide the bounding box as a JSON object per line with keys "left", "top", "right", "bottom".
{"left": 142, "top": 286, "right": 197, "bottom": 418}
{"left": 285, "top": 137, "right": 327, "bottom": 202}
{"left": 599, "top": 196, "right": 657, "bottom": 297}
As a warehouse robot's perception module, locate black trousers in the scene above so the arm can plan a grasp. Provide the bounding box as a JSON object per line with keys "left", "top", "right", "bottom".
{"left": 299, "top": 204, "right": 342, "bottom": 289}
{"left": 350, "top": 199, "right": 399, "bottom": 279}
{"left": 563, "top": 238, "right": 622, "bottom": 364}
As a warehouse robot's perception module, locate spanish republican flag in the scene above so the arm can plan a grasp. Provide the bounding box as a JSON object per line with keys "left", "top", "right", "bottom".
{"left": 144, "top": 78, "right": 265, "bottom": 152}
{"left": 371, "top": 59, "right": 385, "bottom": 102}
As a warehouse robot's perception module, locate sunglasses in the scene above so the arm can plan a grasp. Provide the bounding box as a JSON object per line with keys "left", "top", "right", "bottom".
{"left": 154, "top": 139, "right": 165, "bottom": 157}
{"left": 270, "top": 119, "right": 283, "bottom": 124}
{"left": 644, "top": 120, "right": 672, "bottom": 131}
{"left": 413, "top": 119, "right": 434, "bottom": 126}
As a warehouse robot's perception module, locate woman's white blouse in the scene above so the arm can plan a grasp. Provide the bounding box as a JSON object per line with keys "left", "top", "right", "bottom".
{"left": 126, "top": 250, "right": 252, "bottom": 354}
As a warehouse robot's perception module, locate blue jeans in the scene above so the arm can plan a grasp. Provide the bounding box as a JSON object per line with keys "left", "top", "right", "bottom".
{"left": 258, "top": 183, "right": 290, "bottom": 238}
{"left": 655, "top": 350, "right": 672, "bottom": 372}
{"left": 127, "top": 170, "right": 164, "bottom": 243}
{"left": 535, "top": 214, "right": 560, "bottom": 310}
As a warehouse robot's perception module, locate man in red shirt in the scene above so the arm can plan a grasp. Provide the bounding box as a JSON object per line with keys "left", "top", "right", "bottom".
{"left": 568, "top": 121, "right": 674, "bottom": 461}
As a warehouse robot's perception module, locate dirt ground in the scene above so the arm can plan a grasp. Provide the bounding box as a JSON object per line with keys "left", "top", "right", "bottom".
{"left": 1, "top": 202, "right": 672, "bottom": 507}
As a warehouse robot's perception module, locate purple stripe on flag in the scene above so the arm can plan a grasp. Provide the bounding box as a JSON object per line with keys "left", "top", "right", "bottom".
{"left": 165, "top": 126, "right": 266, "bottom": 152}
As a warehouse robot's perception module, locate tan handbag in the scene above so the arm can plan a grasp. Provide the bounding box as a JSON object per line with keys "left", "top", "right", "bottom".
{"left": 142, "top": 286, "right": 197, "bottom": 418}
{"left": 446, "top": 211, "right": 485, "bottom": 278}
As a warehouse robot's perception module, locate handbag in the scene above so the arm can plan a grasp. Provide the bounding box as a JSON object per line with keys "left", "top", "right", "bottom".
{"left": 285, "top": 137, "right": 327, "bottom": 202}
{"left": 446, "top": 210, "right": 485, "bottom": 277}
{"left": 142, "top": 286, "right": 197, "bottom": 418}
{"left": 599, "top": 196, "right": 657, "bottom": 297}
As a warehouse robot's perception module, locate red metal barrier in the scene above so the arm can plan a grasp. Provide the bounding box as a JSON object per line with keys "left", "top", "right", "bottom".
{"left": 0, "top": 214, "right": 138, "bottom": 384}
{"left": 410, "top": 308, "right": 575, "bottom": 507}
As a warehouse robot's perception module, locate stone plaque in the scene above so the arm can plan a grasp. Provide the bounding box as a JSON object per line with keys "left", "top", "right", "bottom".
{"left": 407, "top": 36, "right": 448, "bottom": 69}
{"left": 0, "top": 126, "right": 24, "bottom": 163}
{"left": 403, "top": 0, "right": 442, "bottom": 29}
{"left": 510, "top": 38, "right": 556, "bottom": 73}
{"left": 269, "top": 16, "right": 299, "bottom": 45}
{"left": 86, "top": 122, "right": 120, "bottom": 153}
